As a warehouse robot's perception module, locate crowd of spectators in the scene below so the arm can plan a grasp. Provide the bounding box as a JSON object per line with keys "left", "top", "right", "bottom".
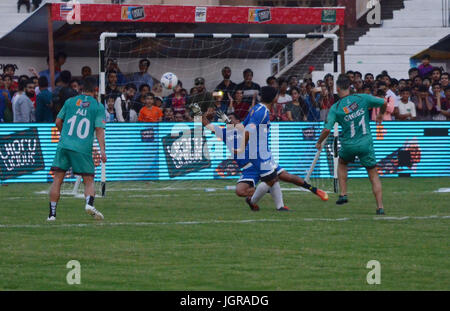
{"left": 0, "top": 53, "right": 449, "bottom": 124}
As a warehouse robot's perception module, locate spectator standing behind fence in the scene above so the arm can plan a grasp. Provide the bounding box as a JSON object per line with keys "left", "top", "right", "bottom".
{"left": 394, "top": 88, "right": 416, "bottom": 121}
{"left": 0, "top": 75, "right": 12, "bottom": 123}
{"left": 105, "top": 71, "right": 122, "bottom": 100}
{"left": 432, "top": 83, "right": 447, "bottom": 121}
{"left": 371, "top": 82, "right": 394, "bottom": 121}
{"left": 186, "top": 77, "right": 213, "bottom": 119}
{"left": 215, "top": 66, "right": 236, "bottom": 107}
{"left": 285, "top": 86, "right": 306, "bottom": 122}
{"left": 3, "top": 65, "right": 18, "bottom": 95}
{"left": 414, "top": 85, "right": 436, "bottom": 120}
{"left": 318, "top": 81, "right": 334, "bottom": 121}
{"left": 128, "top": 59, "right": 154, "bottom": 91}
{"left": 138, "top": 93, "right": 163, "bottom": 123}
{"left": 106, "top": 58, "right": 127, "bottom": 86}
{"left": 236, "top": 69, "right": 260, "bottom": 105}
{"left": 39, "top": 52, "right": 66, "bottom": 87}
{"left": 441, "top": 86, "right": 450, "bottom": 120}
{"left": 13, "top": 79, "right": 35, "bottom": 122}
{"left": 114, "top": 83, "right": 138, "bottom": 122}
{"left": 105, "top": 96, "right": 117, "bottom": 123}
{"left": 165, "top": 81, "right": 189, "bottom": 121}
{"left": 52, "top": 71, "right": 78, "bottom": 116}
{"left": 35, "top": 77, "right": 54, "bottom": 123}
{"left": 305, "top": 83, "right": 320, "bottom": 121}
{"left": 277, "top": 78, "right": 292, "bottom": 109}
{"left": 227, "top": 89, "right": 250, "bottom": 121}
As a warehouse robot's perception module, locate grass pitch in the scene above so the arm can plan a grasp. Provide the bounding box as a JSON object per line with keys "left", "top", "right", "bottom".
{"left": 0, "top": 177, "right": 449, "bottom": 290}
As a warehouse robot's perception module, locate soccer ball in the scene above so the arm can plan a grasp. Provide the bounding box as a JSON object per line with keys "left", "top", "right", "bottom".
{"left": 160, "top": 72, "right": 178, "bottom": 90}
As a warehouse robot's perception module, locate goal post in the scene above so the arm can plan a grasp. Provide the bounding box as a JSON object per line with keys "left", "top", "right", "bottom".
{"left": 98, "top": 32, "right": 340, "bottom": 192}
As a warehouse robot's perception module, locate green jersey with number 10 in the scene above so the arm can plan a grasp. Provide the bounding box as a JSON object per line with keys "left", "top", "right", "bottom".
{"left": 56, "top": 95, "right": 106, "bottom": 155}
{"left": 324, "top": 94, "right": 385, "bottom": 146}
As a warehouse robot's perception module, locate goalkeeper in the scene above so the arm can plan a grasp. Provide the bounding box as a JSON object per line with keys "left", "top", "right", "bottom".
{"left": 315, "top": 74, "right": 387, "bottom": 215}
{"left": 200, "top": 108, "right": 328, "bottom": 210}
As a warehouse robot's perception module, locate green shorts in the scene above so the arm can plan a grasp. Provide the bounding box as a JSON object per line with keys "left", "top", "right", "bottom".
{"left": 51, "top": 147, "right": 95, "bottom": 176}
{"left": 339, "top": 143, "right": 377, "bottom": 169}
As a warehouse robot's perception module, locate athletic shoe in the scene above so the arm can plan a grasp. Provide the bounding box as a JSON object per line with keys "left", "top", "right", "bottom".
{"left": 48, "top": 205, "right": 56, "bottom": 221}
{"left": 245, "top": 197, "right": 259, "bottom": 212}
{"left": 336, "top": 195, "right": 348, "bottom": 205}
{"left": 376, "top": 208, "right": 385, "bottom": 215}
{"left": 277, "top": 206, "right": 290, "bottom": 212}
{"left": 315, "top": 188, "right": 329, "bottom": 201}
{"left": 85, "top": 204, "right": 104, "bottom": 220}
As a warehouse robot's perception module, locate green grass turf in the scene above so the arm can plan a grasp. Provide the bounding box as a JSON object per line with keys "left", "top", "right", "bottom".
{"left": 0, "top": 177, "right": 449, "bottom": 290}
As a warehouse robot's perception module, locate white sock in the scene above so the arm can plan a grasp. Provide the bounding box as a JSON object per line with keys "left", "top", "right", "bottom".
{"left": 251, "top": 182, "right": 271, "bottom": 204}
{"left": 270, "top": 182, "right": 284, "bottom": 209}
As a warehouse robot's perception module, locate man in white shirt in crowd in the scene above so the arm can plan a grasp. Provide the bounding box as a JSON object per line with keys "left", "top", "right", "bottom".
{"left": 13, "top": 79, "right": 35, "bottom": 123}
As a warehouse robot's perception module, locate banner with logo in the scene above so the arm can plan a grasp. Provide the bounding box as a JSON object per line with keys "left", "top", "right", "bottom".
{"left": 0, "top": 122, "right": 448, "bottom": 183}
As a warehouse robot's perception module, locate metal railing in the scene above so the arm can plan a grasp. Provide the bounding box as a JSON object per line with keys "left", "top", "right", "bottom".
{"left": 443, "top": 0, "right": 450, "bottom": 27}
{"left": 270, "top": 24, "right": 335, "bottom": 76}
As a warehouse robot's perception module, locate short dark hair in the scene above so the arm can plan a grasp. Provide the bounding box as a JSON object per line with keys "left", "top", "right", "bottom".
{"left": 432, "top": 67, "right": 442, "bottom": 74}
{"left": 60, "top": 70, "right": 72, "bottom": 84}
{"left": 418, "top": 85, "right": 429, "bottom": 92}
{"left": 346, "top": 70, "right": 354, "bottom": 75}
{"left": 3, "top": 64, "right": 15, "bottom": 73}
{"left": 441, "top": 72, "right": 449, "bottom": 78}
{"left": 260, "top": 86, "right": 278, "bottom": 103}
{"left": 336, "top": 74, "right": 351, "bottom": 90}
{"left": 391, "top": 79, "right": 399, "bottom": 86}
{"left": 432, "top": 82, "right": 441, "bottom": 88}
{"left": 354, "top": 71, "right": 362, "bottom": 78}
{"left": 324, "top": 73, "right": 334, "bottom": 81}
{"left": 38, "top": 76, "right": 48, "bottom": 88}
{"left": 400, "top": 87, "right": 411, "bottom": 93}
{"left": 19, "top": 79, "right": 33, "bottom": 91}
{"left": 243, "top": 68, "right": 253, "bottom": 76}
{"left": 144, "top": 92, "right": 155, "bottom": 99}
{"left": 266, "top": 76, "right": 276, "bottom": 85}
{"left": 139, "top": 83, "right": 150, "bottom": 92}
{"left": 139, "top": 59, "right": 150, "bottom": 67}
{"left": 408, "top": 68, "right": 419, "bottom": 74}
{"left": 55, "top": 51, "right": 67, "bottom": 60}
{"left": 83, "top": 77, "right": 97, "bottom": 93}
{"left": 125, "top": 83, "right": 137, "bottom": 91}
{"left": 228, "top": 112, "right": 240, "bottom": 121}
{"left": 364, "top": 73, "right": 374, "bottom": 79}
{"left": 421, "top": 54, "right": 431, "bottom": 60}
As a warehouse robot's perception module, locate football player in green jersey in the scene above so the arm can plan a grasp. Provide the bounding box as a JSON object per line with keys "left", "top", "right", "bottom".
{"left": 48, "top": 77, "right": 107, "bottom": 221}
{"left": 315, "top": 74, "right": 387, "bottom": 215}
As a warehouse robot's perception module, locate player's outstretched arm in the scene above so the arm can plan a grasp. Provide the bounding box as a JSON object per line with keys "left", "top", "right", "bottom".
{"left": 376, "top": 98, "right": 388, "bottom": 124}
{"left": 315, "top": 128, "right": 330, "bottom": 150}
{"left": 96, "top": 127, "right": 107, "bottom": 163}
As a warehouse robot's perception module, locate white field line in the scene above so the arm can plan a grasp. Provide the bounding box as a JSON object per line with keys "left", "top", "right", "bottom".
{"left": 0, "top": 215, "right": 449, "bottom": 229}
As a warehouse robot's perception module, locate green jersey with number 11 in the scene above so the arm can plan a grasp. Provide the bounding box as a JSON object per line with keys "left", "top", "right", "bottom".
{"left": 57, "top": 95, "right": 106, "bottom": 155}
{"left": 324, "top": 94, "right": 385, "bottom": 146}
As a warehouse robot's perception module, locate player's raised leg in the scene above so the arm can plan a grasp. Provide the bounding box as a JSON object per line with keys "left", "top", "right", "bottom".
{"left": 367, "top": 167, "right": 385, "bottom": 215}
{"left": 48, "top": 170, "right": 66, "bottom": 221}
{"left": 336, "top": 158, "right": 349, "bottom": 205}
{"left": 278, "top": 171, "right": 328, "bottom": 201}
{"left": 83, "top": 174, "right": 104, "bottom": 220}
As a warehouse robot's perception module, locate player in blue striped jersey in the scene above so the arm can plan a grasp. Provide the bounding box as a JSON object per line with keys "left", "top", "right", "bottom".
{"left": 202, "top": 87, "right": 328, "bottom": 211}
